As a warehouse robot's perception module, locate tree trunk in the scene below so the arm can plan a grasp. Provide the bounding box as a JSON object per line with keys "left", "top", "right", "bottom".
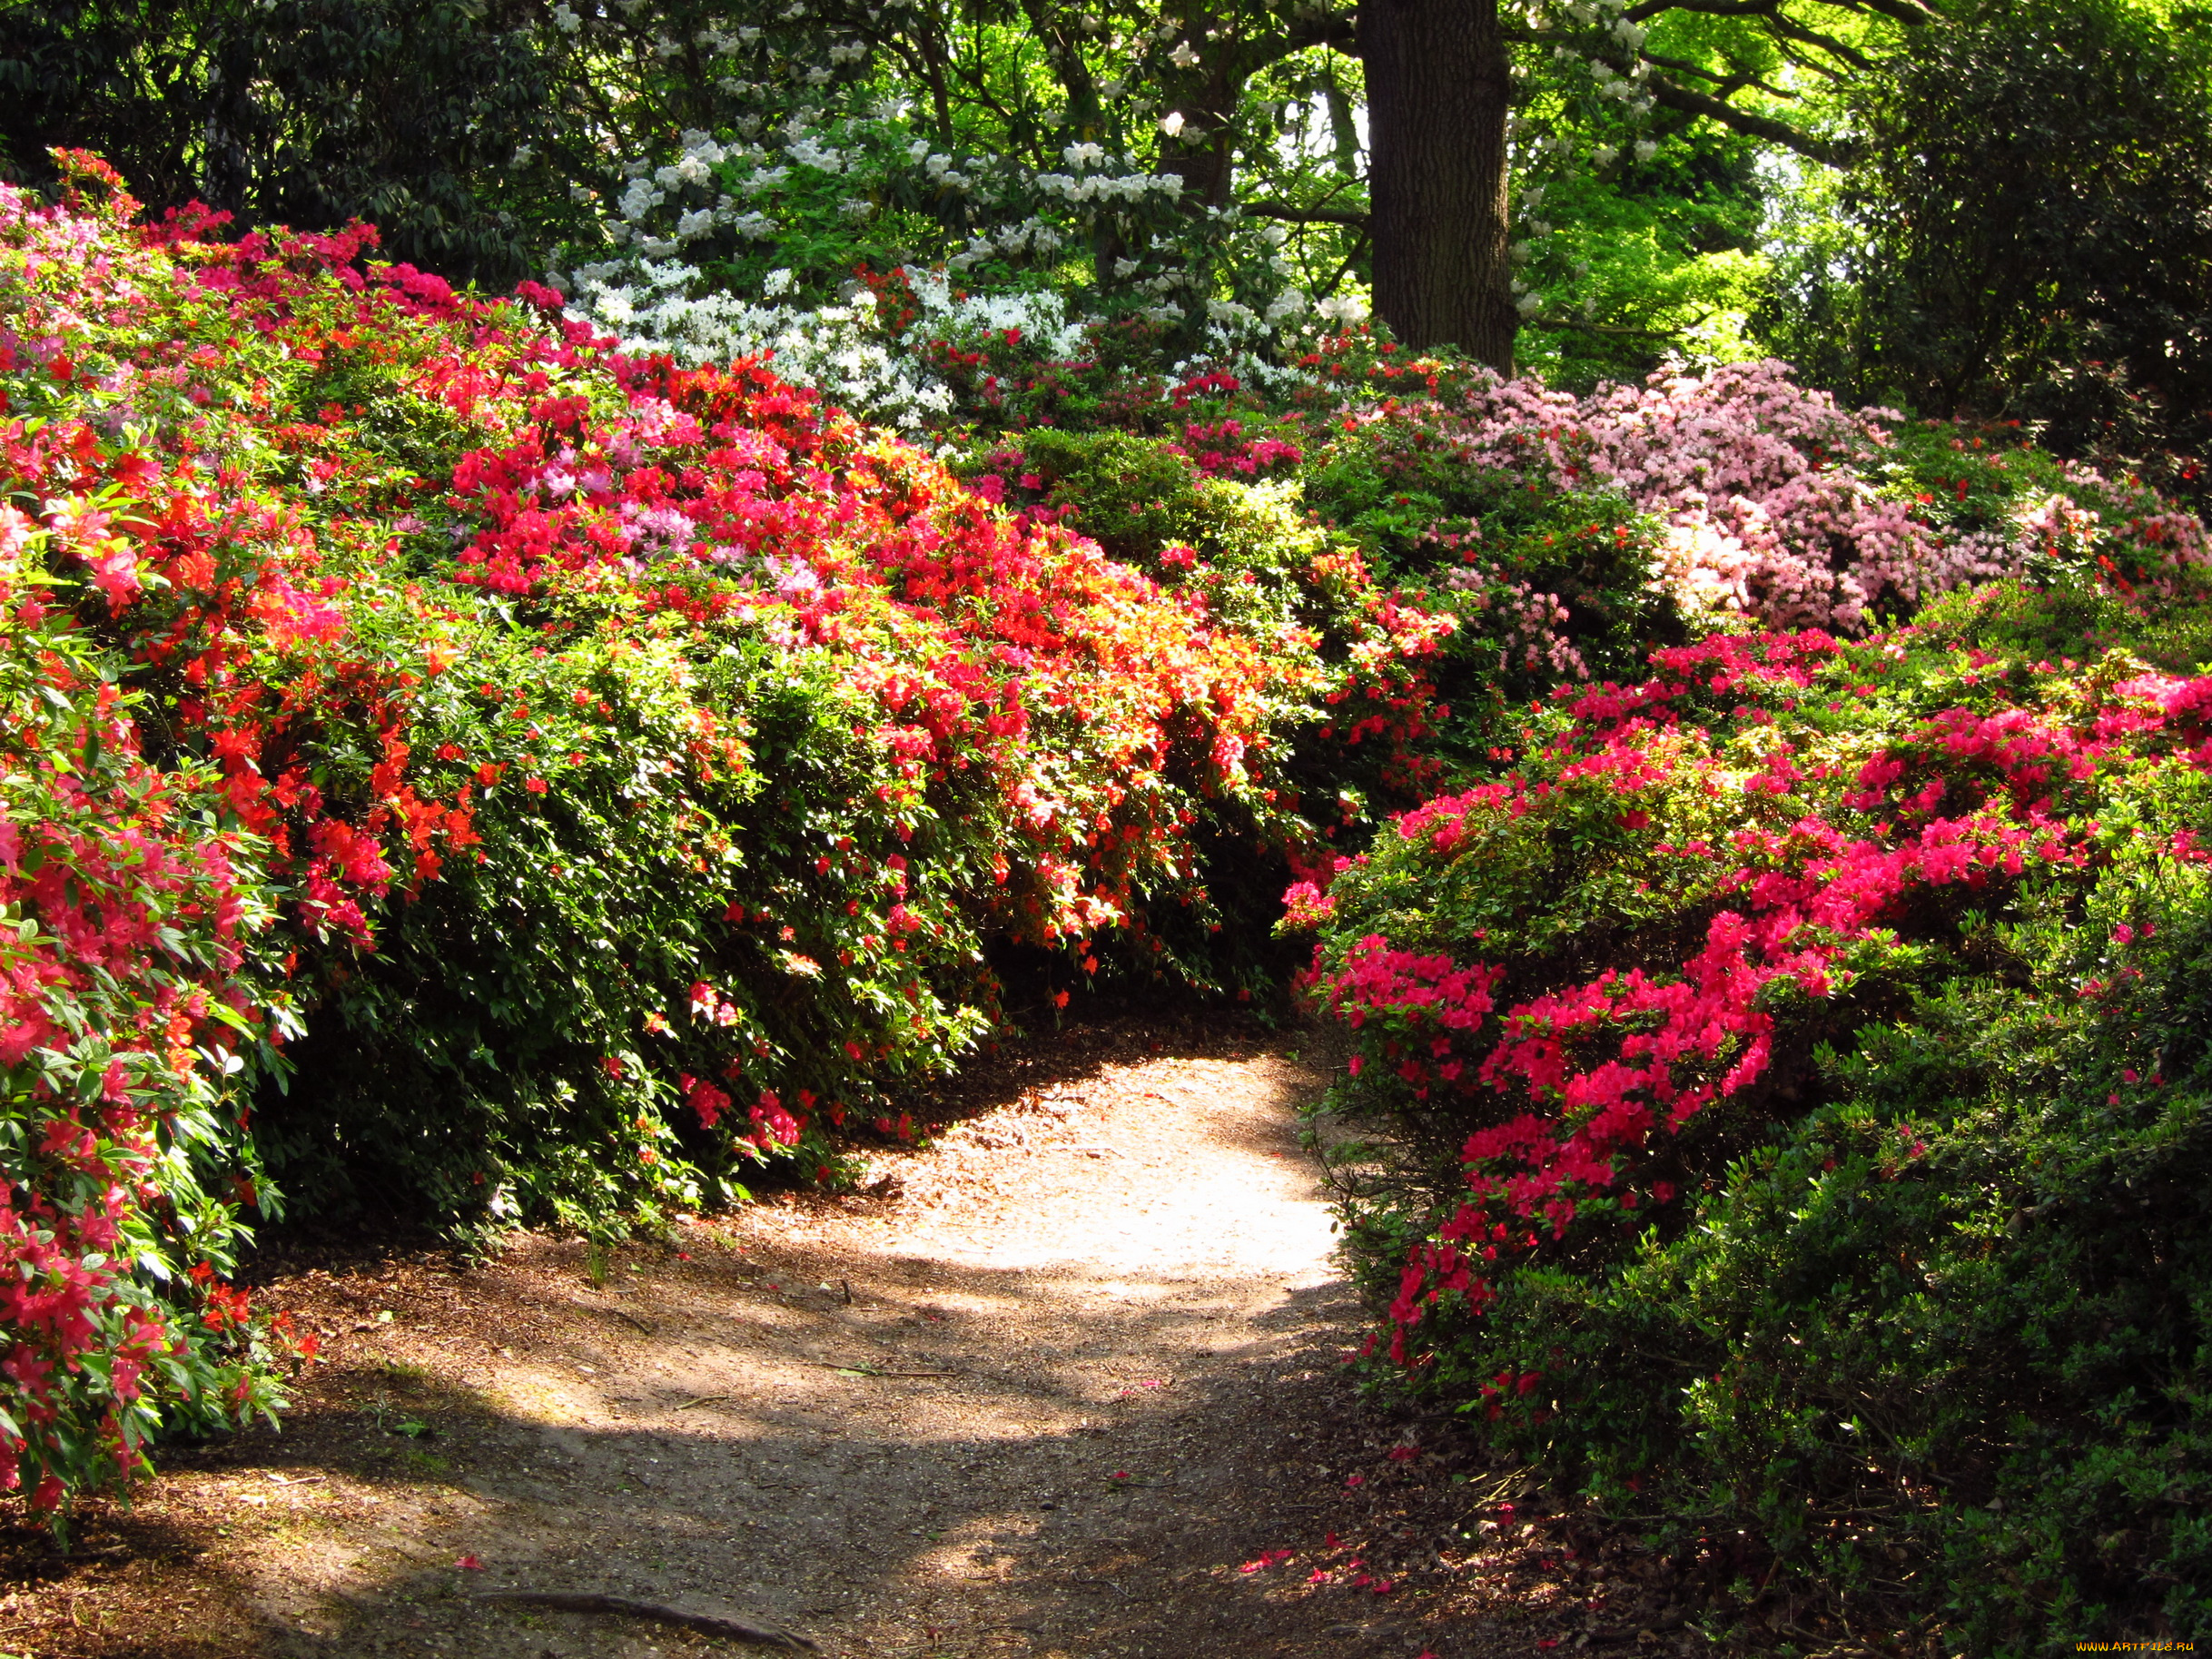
{"left": 1359, "top": 0, "right": 1516, "bottom": 370}
{"left": 1157, "top": 7, "right": 1243, "bottom": 212}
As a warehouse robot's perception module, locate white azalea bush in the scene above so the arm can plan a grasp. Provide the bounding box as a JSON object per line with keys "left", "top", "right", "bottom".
{"left": 553, "top": 109, "right": 1334, "bottom": 430}
{"left": 518, "top": 0, "right": 1723, "bottom": 425}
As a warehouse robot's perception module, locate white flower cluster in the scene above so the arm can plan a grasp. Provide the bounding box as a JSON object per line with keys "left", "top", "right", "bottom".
{"left": 1526, "top": 0, "right": 1655, "bottom": 113}
{"left": 565, "top": 261, "right": 1106, "bottom": 430}
{"left": 553, "top": 92, "right": 1340, "bottom": 422}
{"left": 1500, "top": 0, "right": 1670, "bottom": 322}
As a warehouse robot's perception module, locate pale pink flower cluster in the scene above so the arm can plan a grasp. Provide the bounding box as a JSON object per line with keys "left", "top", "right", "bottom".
{"left": 1386, "top": 359, "right": 2208, "bottom": 635}
{"left": 1446, "top": 566, "right": 1588, "bottom": 676}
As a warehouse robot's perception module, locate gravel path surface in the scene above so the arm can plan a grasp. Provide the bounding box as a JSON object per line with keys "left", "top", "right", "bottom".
{"left": 0, "top": 1024, "right": 1668, "bottom": 1659}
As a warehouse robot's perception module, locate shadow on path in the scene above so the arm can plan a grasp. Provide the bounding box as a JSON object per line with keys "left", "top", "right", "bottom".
{"left": 0, "top": 1019, "right": 1570, "bottom": 1659}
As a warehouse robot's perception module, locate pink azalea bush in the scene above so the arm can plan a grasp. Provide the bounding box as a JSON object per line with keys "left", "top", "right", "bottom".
{"left": 1287, "top": 340, "right": 2205, "bottom": 636}
{"left": 1296, "top": 573, "right": 2212, "bottom": 1642}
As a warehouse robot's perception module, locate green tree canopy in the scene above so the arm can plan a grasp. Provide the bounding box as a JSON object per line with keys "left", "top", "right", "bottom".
{"left": 1764, "top": 0, "right": 2212, "bottom": 502}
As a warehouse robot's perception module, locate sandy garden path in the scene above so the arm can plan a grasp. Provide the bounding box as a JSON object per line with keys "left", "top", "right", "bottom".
{"left": 0, "top": 1022, "right": 1680, "bottom": 1659}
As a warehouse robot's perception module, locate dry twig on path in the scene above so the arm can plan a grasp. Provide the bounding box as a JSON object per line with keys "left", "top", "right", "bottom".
{"left": 821, "top": 1361, "right": 962, "bottom": 1378}
{"left": 474, "top": 1589, "right": 815, "bottom": 1649}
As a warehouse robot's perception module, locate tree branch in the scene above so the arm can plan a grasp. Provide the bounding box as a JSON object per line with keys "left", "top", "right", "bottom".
{"left": 1641, "top": 58, "right": 1795, "bottom": 106}
{"left": 1764, "top": 36, "right": 1852, "bottom": 84}
{"left": 1288, "top": 11, "right": 1360, "bottom": 54}
{"left": 1238, "top": 10, "right": 1360, "bottom": 71}
{"left": 1768, "top": 13, "right": 1875, "bottom": 74}
{"left": 1644, "top": 74, "right": 1852, "bottom": 165}
{"left": 1631, "top": 0, "right": 1936, "bottom": 25}
{"left": 1625, "top": 0, "right": 1776, "bottom": 23}
{"left": 1815, "top": 0, "right": 1940, "bottom": 26}
{"left": 1248, "top": 202, "right": 1369, "bottom": 226}
{"left": 1312, "top": 226, "right": 1372, "bottom": 305}
{"left": 879, "top": 28, "right": 953, "bottom": 147}
{"left": 1638, "top": 49, "right": 1731, "bottom": 85}
{"left": 473, "top": 1592, "right": 814, "bottom": 1650}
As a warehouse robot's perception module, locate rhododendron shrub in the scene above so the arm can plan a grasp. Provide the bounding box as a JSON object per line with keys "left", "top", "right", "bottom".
{"left": 0, "top": 526, "right": 302, "bottom": 1514}
{"left": 0, "top": 153, "right": 1325, "bottom": 1506}
{"left": 1299, "top": 577, "right": 2212, "bottom": 1642}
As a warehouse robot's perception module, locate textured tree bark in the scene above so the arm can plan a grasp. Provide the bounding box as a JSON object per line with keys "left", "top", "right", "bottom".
{"left": 1360, "top": 0, "right": 1517, "bottom": 370}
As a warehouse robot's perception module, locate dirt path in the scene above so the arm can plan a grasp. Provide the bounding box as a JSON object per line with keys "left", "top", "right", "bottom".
{"left": 0, "top": 1024, "right": 1677, "bottom": 1659}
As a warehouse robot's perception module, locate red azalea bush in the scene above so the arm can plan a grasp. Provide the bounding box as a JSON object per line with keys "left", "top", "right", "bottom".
{"left": 0, "top": 514, "right": 302, "bottom": 1517}
{"left": 1297, "top": 575, "right": 2212, "bottom": 1643}
{"left": 0, "top": 150, "right": 1328, "bottom": 1507}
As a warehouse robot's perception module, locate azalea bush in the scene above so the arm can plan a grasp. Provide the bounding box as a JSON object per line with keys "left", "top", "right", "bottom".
{"left": 0, "top": 518, "right": 303, "bottom": 1520}
{"left": 1299, "top": 572, "right": 2212, "bottom": 1646}
{"left": 0, "top": 151, "right": 1352, "bottom": 1506}
{"left": 1283, "top": 351, "right": 2204, "bottom": 638}
{"left": 18, "top": 151, "right": 1332, "bottom": 1194}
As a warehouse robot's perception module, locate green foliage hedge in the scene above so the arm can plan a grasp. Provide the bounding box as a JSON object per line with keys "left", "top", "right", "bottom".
{"left": 1302, "top": 578, "right": 2212, "bottom": 1649}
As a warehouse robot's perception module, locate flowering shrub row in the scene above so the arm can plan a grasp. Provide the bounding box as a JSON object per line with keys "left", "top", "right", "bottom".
{"left": 0, "top": 153, "right": 1328, "bottom": 1506}
{"left": 934, "top": 342, "right": 2210, "bottom": 874}
{"left": 1299, "top": 574, "right": 2212, "bottom": 1644}
{"left": 595, "top": 287, "right": 2206, "bottom": 689}
{"left": 567, "top": 203, "right": 2207, "bottom": 653}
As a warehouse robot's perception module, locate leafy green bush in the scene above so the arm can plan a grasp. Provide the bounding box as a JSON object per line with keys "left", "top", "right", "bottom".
{"left": 1300, "top": 577, "right": 2212, "bottom": 1648}
{"left": 1763, "top": 0, "right": 2212, "bottom": 509}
